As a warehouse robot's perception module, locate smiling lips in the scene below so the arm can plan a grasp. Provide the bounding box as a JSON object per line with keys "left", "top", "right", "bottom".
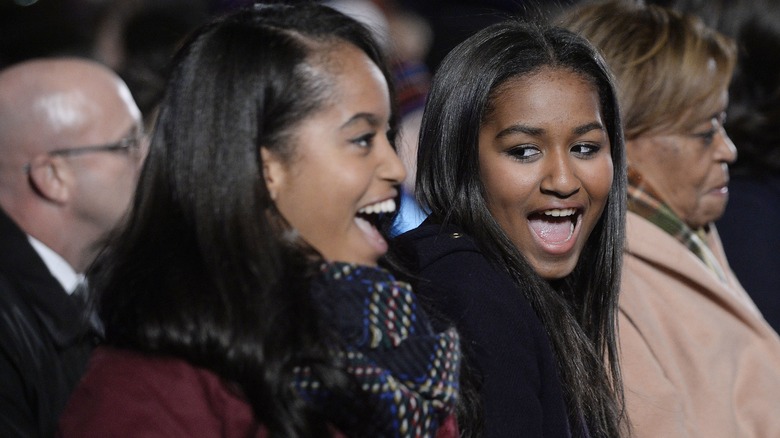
{"left": 528, "top": 208, "right": 581, "bottom": 253}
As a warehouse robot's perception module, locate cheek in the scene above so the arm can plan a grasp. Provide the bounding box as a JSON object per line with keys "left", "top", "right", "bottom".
{"left": 653, "top": 143, "right": 708, "bottom": 193}
{"left": 280, "top": 166, "right": 365, "bottom": 230}
{"left": 665, "top": 157, "right": 709, "bottom": 205}
{"left": 281, "top": 184, "right": 328, "bottom": 226}
{"left": 481, "top": 169, "right": 509, "bottom": 205}
{"left": 481, "top": 151, "right": 532, "bottom": 200}
{"left": 591, "top": 159, "right": 614, "bottom": 201}
{"left": 89, "top": 159, "right": 136, "bottom": 192}
{"left": 482, "top": 170, "right": 537, "bottom": 225}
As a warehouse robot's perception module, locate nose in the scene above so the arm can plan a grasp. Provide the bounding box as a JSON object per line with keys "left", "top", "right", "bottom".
{"left": 378, "top": 137, "right": 407, "bottom": 185}
{"left": 715, "top": 127, "right": 737, "bottom": 164}
{"left": 540, "top": 150, "right": 580, "bottom": 198}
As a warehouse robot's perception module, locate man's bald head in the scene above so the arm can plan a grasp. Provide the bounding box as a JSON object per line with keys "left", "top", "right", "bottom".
{"left": 0, "top": 58, "right": 141, "bottom": 162}
{"left": 0, "top": 58, "right": 144, "bottom": 272}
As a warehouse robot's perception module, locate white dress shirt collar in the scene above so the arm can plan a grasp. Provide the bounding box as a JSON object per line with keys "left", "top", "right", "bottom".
{"left": 27, "top": 235, "right": 82, "bottom": 294}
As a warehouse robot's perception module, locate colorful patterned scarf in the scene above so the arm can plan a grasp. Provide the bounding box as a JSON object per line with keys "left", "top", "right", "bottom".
{"left": 294, "top": 262, "right": 461, "bottom": 437}
{"left": 628, "top": 168, "right": 728, "bottom": 283}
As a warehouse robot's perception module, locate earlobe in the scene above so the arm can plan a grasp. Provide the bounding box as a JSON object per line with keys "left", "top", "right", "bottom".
{"left": 260, "top": 146, "right": 283, "bottom": 201}
{"left": 27, "top": 155, "right": 71, "bottom": 204}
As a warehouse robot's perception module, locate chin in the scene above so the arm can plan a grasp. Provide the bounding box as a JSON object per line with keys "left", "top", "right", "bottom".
{"left": 687, "top": 213, "right": 724, "bottom": 229}
{"left": 341, "top": 253, "right": 381, "bottom": 267}
{"left": 533, "top": 261, "right": 577, "bottom": 281}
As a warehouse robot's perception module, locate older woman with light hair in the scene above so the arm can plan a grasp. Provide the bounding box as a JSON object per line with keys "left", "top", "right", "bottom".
{"left": 561, "top": 1, "right": 780, "bottom": 436}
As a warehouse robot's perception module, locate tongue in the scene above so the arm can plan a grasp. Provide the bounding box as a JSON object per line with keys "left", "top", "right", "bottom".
{"left": 529, "top": 216, "right": 573, "bottom": 244}
{"left": 354, "top": 216, "right": 388, "bottom": 254}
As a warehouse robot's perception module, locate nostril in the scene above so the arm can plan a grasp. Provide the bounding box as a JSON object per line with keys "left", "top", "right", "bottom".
{"left": 541, "top": 185, "right": 581, "bottom": 198}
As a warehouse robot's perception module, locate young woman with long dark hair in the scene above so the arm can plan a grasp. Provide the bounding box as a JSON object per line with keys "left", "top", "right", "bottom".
{"left": 58, "top": 4, "right": 460, "bottom": 437}
{"left": 395, "top": 21, "right": 627, "bottom": 437}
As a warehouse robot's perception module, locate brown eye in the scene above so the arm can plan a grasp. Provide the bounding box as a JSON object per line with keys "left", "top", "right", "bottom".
{"left": 571, "top": 143, "right": 600, "bottom": 157}
{"left": 692, "top": 129, "right": 717, "bottom": 146}
{"left": 350, "top": 133, "right": 376, "bottom": 149}
{"left": 506, "top": 145, "right": 540, "bottom": 161}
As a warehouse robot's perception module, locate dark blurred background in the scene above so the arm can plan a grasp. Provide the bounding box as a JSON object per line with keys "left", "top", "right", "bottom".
{"left": 0, "top": 0, "right": 579, "bottom": 75}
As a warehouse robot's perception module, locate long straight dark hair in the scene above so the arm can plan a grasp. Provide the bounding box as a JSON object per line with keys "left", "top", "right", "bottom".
{"left": 416, "top": 21, "right": 627, "bottom": 436}
{"left": 91, "top": 4, "right": 396, "bottom": 437}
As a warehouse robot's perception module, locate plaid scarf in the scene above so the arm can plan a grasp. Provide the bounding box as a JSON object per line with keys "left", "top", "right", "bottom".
{"left": 294, "top": 262, "right": 461, "bottom": 437}
{"left": 628, "top": 168, "right": 728, "bottom": 283}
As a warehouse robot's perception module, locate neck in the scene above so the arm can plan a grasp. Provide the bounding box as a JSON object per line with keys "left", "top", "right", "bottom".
{"left": 14, "top": 208, "right": 95, "bottom": 273}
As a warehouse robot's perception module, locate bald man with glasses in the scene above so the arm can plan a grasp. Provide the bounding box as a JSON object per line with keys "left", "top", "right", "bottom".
{"left": 0, "top": 58, "right": 146, "bottom": 437}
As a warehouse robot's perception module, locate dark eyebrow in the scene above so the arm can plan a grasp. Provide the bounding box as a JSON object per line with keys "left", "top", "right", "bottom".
{"left": 495, "top": 124, "right": 544, "bottom": 139}
{"left": 572, "top": 122, "right": 604, "bottom": 136}
{"left": 495, "top": 121, "right": 604, "bottom": 140}
{"left": 341, "top": 112, "right": 380, "bottom": 129}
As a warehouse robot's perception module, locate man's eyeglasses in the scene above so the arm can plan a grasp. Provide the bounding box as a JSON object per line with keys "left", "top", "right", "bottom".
{"left": 24, "top": 126, "right": 146, "bottom": 172}
{"left": 47, "top": 137, "right": 143, "bottom": 157}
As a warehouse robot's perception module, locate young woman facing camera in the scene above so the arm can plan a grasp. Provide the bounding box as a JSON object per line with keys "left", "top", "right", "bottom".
{"left": 395, "top": 22, "right": 627, "bottom": 437}
{"left": 478, "top": 68, "right": 614, "bottom": 280}
{"left": 58, "top": 4, "right": 460, "bottom": 437}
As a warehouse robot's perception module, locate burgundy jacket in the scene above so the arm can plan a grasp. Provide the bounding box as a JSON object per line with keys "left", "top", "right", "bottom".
{"left": 59, "top": 347, "right": 459, "bottom": 437}
{"left": 58, "top": 347, "right": 269, "bottom": 437}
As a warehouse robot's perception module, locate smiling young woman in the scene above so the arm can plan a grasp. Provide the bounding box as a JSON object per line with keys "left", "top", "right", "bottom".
{"left": 394, "top": 21, "right": 627, "bottom": 438}
{"left": 261, "top": 41, "right": 405, "bottom": 267}
{"left": 57, "top": 4, "right": 460, "bottom": 437}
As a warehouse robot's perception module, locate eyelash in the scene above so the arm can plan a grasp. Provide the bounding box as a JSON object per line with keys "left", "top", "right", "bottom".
{"left": 351, "top": 132, "right": 376, "bottom": 149}
{"left": 571, "top": 143, "right": 601, "bottom": 157}
{"left": 692, "top": 112, "right": 727, "bottom": 146}
{"left": 693, "top": 129, "right": 717, "bottom": 146}
{"left": 386, "top": 128, "right": 397, "bottom": 144}
{"left": 506, "top": 146, "right": 540, "bottom": 160}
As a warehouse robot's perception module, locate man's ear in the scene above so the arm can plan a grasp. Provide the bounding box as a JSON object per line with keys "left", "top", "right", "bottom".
{"left": 260, "top": 147, "right": 284, "bottom": 201}
{"left": 27, "top": 155, "right": 73, "bottom": 204}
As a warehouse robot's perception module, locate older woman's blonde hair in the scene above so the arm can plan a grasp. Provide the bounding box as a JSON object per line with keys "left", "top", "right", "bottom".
{"left": 559, "top": 0, "right": 736, "bottom": 139}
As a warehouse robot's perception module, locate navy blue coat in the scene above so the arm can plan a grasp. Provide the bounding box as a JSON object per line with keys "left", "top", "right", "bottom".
{"left": 394, "top": 221, "right": 571, "bottom": 437}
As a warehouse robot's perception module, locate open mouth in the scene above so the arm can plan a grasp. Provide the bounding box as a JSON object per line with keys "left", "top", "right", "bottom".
{"left": 353, "top": 198, "right": 396, "bottom": 259}
{"left": 528, "top": 208, "right": 580, "bottom": 245}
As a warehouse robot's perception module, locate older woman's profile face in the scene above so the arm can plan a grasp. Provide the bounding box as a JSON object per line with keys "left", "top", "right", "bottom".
{"left": 478, "top": 67, "right": 613, "bottom": 280}
{"left": 627, "top": 91, "right": 737, "bottom": 229}
{"left": 262, "top": 43, "right": 406, "bottom": 266}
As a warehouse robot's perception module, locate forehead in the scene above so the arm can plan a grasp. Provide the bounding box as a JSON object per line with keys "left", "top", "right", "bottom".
{"left": 486, "top": 68, "right": 601, "bottom": 124}
{"left": 306, "top": 42, "right": 390, "bottom": 121}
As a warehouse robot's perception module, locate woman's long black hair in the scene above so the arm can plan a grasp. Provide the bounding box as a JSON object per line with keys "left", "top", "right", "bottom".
{"left": 91, "top": 4, "right": 396, "bottom": 436}
{"left": 415, "top": 21, "right": 627, "bottom": 436}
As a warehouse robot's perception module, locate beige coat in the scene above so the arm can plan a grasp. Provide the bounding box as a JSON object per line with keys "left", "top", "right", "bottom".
{"left": 619, "top": 212, "right": 780, "bottom": 437}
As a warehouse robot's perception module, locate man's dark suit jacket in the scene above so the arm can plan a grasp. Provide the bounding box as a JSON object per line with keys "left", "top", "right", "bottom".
{"left": 0, "top": 208, "right": 100, "bottom": 437}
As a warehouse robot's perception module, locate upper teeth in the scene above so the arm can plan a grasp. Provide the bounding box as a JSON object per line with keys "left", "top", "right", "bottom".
{"left": 543, "top": 208, "right": 576, "bottom": 217}
{"left": 358, "top": 199, "right": 396, "bottom": 215}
